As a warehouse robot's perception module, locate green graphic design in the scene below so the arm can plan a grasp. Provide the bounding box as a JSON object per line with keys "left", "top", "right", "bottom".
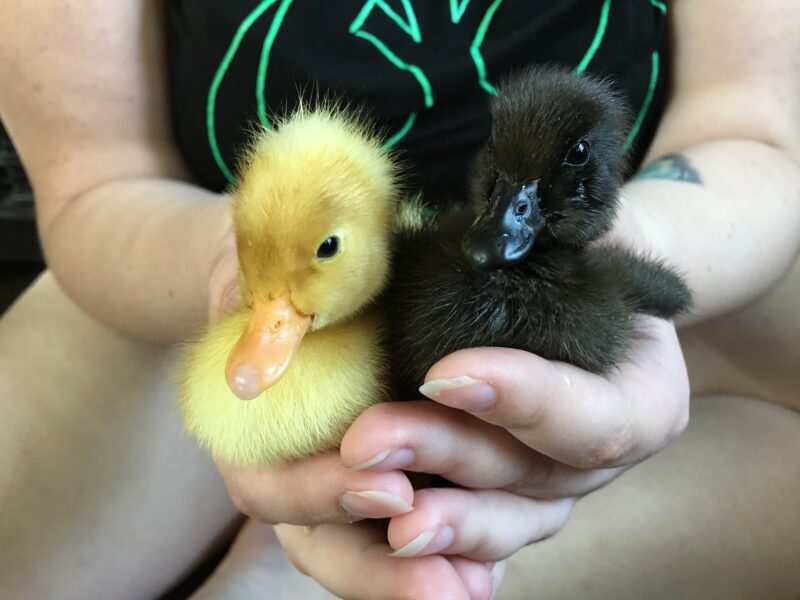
{"left": 256, "top": 0, "right": 294, "bottom": 129}
{"left": 450, "top": 0, "right": 472, "bottom": 23}
{"left": 383, "top": 112, "right": 419, "bottom": 149}
{"left": 350, "top": 0, "right": 422, "bottom": 42}
{"left": 575, "top": 0, "right": 611, "bottom": 73}
{"left": 349, "top": 2, "right": 433, "bottom": 109}
{"left": 207, "top": 0, "right": 285, "bottom": 183}
{"left": 347, "top": 1, "right": 430, "bottom": 149}
{"left": 206, "top": 0, "right": 663, "bottom": 182}
{"left": 349, "top": 0, "right": 505, "bottom": 147}
{"left": 624, "top": 50, "right": 659, "bottom": 153}
{"left": 470, "top": 0, "right": 504, "bottom": 95}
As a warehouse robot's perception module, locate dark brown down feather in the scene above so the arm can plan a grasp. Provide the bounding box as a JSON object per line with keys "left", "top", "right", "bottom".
{"left": 386, "top": 67, "right": 691, "bottom": 397}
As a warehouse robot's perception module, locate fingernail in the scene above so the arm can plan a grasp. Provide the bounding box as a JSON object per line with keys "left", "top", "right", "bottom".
{"left": 340, "top": 491, "right": 413, "bottom": 519}
{"left": 350, "top": 448, "right": 416, "bottom": 472}
{"left": 210, "top": 280, "right": 241, "bottom": 323}
{"left": 388, "top": 526, "right": 455, "bottom": 557}
{"left": 490, "top": 560, "right": 506, "bottom": 598}
{"left": 419, "top": 376, "right": 497, "bottom": 412}
{"left": 220, "top": 280, "right": 241, "bottom": 311}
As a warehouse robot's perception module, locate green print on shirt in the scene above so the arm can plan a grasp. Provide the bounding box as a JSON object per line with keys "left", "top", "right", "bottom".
{"left": 205, "top": 0, "right": 662, "bottom": 184}
{"left": 347, "top": 0, "right": 505, "bottom": 149}
{"left": 349, "top": 0, "right": 607, "bottom": 141}
{"left": 348, "top": 0, "right": 432, "bottom": 151}
{"left": 206, "top": 0, "right": 295, "bottom": 184}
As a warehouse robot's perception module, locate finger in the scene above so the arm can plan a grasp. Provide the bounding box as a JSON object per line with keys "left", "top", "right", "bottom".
{"left": 387, "top": 488, "right": 574, "bottom": 562}
{"left": 342, "top": 401, "right": 625, "bottom": 498}
{"left": 208, "top": 234, "right": 241, "bottom": 322}
{"left": 191, "top": 519, "right": 330, "bottom": 599}
{"left": 448, "top": 557, "right": 497, "bottom": 600}
{"left": 420, "top": 318, "right": 689, "bottom": 469}
{"left": 489, "top": 560, "right": 506, "bottom": 599}
{"left": 217, "top": 451, "right": 414, "bottom": 525}
{"left": 276, "top": 522, "right": 494, "bottom": 600}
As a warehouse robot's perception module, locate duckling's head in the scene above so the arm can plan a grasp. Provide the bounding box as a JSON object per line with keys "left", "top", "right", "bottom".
{"left": 463, "top": 66, "right": 630, "bottom": 270}
{"left": 226, "top": 109, "right": 397, "bottom": 399}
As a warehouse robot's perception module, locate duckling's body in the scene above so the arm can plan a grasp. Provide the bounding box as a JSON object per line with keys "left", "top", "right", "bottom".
{"left": 181, "top": 307, "right": 385, "bottom": 466}
{"left": 389, "top": 210, "right": 688, "bottom": 394}
{"left": 387, "top": 67, "right": 691, "bottom": 395}
{"left": 179, "top": 108, "right": 397, "bottom": 466}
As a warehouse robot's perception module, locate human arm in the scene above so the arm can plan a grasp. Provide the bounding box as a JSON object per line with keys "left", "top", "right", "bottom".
{"left": 213, "top": 3, "right": 800, "bottom": 597}
{"left": 296, "top": 1, "right": 800, "bottom": 592}
{"left": 617, "top": 0, "right": 800, "bottom": 323}
{"left": 0, "top": 5, "right": 493, "bottom": 598}
{"left": 210, "top": 3, "right": 800, "bottom": 598}
{"left": 0, "top": 0, "right": 230, "bottom": 342}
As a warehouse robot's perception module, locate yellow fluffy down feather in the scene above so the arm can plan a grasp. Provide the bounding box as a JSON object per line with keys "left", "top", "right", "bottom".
{"left": 179, "top": 308, "right": 386, "bottom": 466}
{"left": 178, "top": 107, "right": 397, "bottom": 467}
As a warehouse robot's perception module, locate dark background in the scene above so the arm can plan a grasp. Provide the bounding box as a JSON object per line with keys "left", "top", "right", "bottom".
{"left": 0, "top": 121, "right": 41, "bottom": 315}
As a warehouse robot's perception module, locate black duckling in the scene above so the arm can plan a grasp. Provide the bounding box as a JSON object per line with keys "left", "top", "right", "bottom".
{"left": 387, "top": 66, "right": 691, "bottom": 396}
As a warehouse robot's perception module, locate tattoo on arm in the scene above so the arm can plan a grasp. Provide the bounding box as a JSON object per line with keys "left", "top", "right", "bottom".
{"left": 633, "top": 154, "right": 702, "bottom": 184}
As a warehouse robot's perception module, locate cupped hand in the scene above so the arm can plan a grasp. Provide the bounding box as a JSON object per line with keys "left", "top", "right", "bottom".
{"left": 207, "top": 228, "right": 241, "bottom": 323}
{"left": 208, "top": 229, "right": 413, "bottom": 523}
{"left": 340, "top": 316, "right": 689, "bottom": 564}
{"left": 216, "top": 451, "right": 505, "bottom": 599}
{"left": 216, "top": 455, "right": 504, "bottom": 599}
{"left": 206, "top": 230, "right": 498, "bottom": 599}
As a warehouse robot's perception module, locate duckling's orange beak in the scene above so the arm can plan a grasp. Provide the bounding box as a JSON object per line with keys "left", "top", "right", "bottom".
{"left": 225, "top": 296, "right": 311, "bottom": 400}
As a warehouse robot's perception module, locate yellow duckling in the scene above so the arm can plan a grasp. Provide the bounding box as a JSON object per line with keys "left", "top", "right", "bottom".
{"left": 179, "top": 108, "right": 398, "bottom": 467}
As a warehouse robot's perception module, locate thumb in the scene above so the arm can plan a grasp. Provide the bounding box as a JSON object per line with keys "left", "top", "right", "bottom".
{"left": 208, "top": 240, "right": 241, "bottom": 323}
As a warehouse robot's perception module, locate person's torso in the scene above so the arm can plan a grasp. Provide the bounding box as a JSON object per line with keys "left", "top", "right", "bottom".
{"left": 167, "top": 0, "right": 670, "bottom": 198}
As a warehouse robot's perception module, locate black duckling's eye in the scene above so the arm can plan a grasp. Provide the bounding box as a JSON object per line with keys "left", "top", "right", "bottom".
{"left": 316, "top": 236, "right": 340, "bottom": 259}
{"left": 564, "top": 140, "right": 591, "bottom": 167}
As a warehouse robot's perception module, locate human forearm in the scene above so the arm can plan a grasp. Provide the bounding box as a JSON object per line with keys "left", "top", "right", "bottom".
{"left": 41, "top": 178, "right": 231, "bottom": 342}
{"left": 0, "top": 2, "right": 229, "bottom": 342}
{"left": 620, "top": 140, "right": 800, "bottom": 324}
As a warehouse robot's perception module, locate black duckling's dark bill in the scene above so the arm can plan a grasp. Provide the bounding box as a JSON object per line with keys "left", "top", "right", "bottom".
{"left": 462, "top": 180, "right": 546, "bottom": 270}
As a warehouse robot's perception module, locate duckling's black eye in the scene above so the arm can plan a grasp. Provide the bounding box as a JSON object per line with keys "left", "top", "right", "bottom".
{"left": 564, "top": 140, "right": 591, "bottom": 167}
{"left": 316, "top": 236, "right": 340, "bottom": 259}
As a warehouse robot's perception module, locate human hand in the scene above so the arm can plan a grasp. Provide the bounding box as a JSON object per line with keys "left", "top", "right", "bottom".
{"left": 207, "top": 229, "right": 414, "bottom": 524}
{"left": 207, "top": 228, "right": 241, "bottom": 322}
{"left": 207, "top": 230, "right": 404, "bottom": 521}
{"left": 338, "top": 317, "right": 689, "bottom": 567}
{"left": 206, "top": 230, "right": 500, "bottom": 599}
{"left": 216, "top": 456, "right": 505, "bottom": 599}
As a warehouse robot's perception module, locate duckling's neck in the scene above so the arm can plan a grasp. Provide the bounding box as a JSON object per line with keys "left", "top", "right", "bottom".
{"left": 486, "top": 246, "right": 585, "bottom": 286}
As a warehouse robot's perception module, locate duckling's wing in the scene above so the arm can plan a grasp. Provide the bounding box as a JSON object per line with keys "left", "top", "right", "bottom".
{"left": 392, "top": 194, "right": 438, "bottom": 236}
{"left": 586, "top": 246, "right": 693, "bottom": 319}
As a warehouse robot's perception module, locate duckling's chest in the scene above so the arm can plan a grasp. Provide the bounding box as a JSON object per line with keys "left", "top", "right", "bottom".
{"left": 387, "top": 240, "right": 633, "bottom": 392}
{"left": 435, "top": 254, "right": 591, "bottom": 339}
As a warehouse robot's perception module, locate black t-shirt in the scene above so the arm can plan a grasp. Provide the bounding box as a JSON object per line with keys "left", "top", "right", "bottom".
{"left": 167, "top": 0, "right": 669, "bottom": 199}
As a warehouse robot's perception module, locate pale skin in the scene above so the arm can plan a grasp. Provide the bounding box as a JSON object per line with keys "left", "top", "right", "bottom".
{"left": 0, "top": 1, "right": 799, "bottom": 599}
